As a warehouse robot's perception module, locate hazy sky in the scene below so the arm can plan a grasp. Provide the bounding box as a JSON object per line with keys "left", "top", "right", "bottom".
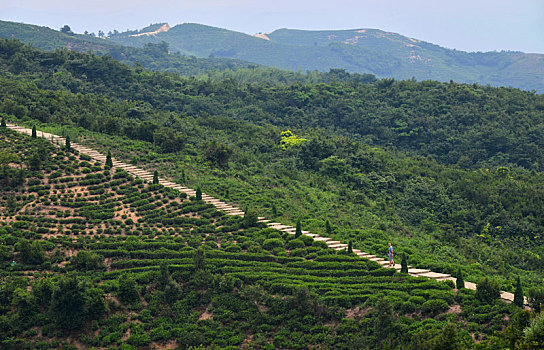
{"left": 2, "top": 0, "right": 543, "bottom": 53}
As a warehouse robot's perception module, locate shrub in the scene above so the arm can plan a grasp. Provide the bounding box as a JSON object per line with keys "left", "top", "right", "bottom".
{"left": 313, "top": 240, "right": 329, "bottom": 249}
{"left": 224, "top": 244, "right": 242, "bottom": 253}
{"left": 243, "top": 208, "right": 259, "bottom": 228}
{"left": 476, "top": 277, "right": 500, "bottom": 304}
{"left": 299, "top": 235, "right": 314, "bottom": 247}
{"left": 527, "top": 287, "right": 544, "bottom": 312}
{"left": 288, "top": 239, "right": 305, "bottom": 250}
{"left": 421, "top": 299, "right": 449, "bottom": 316}
{"left": 263, "top": 238, "right": 284, "bottom": 251}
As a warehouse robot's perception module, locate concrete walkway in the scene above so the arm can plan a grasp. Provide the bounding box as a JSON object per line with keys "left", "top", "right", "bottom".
{"left": 6, "top": 123, "right": 523, "bottom": 304}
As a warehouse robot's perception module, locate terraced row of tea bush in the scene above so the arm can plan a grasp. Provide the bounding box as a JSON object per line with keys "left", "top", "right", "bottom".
{"left": 1, "top": 126, "right": 543, "bottom": 349}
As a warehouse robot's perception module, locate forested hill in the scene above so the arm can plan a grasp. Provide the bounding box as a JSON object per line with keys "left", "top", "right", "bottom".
{"left": 1, "top": 20, "right": 544, "bottom": 92}
{"left": 1, "top": 39, "right": 543, "bottom": 171}
{"left": 107, "top": 23, "right": 544, "bottom": 92}
{"left": 0, "top": 20, "right": 264, "bottom": 77}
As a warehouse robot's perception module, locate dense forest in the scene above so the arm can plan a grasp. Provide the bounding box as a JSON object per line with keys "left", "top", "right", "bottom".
{"left": 1, "top": 39, "right": 543, "bottom": 171}
{"left": 1, "top": 39, "right": 544, "bottom": 348}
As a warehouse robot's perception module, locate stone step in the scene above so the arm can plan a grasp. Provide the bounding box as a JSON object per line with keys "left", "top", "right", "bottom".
{"left": 314, "top": 237, "right": 332, "bottom": 242}
{"left": 304, "top": 233, "right": 319, "bottom": 238}
{"left": 328, "top": 242, "right": 347, "bottom": 247}
{"left": 416, "top": 272, "right": 451, "bottom": 280}
{"left": 368, "top": 257, "right": 385, "bottom": 262}
{"left": 408, "top": 268, "right": 431, "bottom": 274}
{"left": 358, "top": 254, "right": 376, "bottom": 259}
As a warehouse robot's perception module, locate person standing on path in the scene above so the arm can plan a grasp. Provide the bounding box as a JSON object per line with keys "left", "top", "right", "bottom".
{"left": 388, "top": 243, "right": 394, "bottom": 267}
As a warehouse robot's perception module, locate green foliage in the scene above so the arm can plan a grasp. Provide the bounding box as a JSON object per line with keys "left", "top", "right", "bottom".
{"left": 401, "top": 253, "right": 408, "bottom": 273}
{"left": 243, "top": 208, "right": 258, "bottom": 228}
{"left": 153, "top": 170, "right": 159, "bottom": 184}
{"left": 0, "top": 40, "right": 541, "bottom": 349}
{"left": 31, "top": 125, "right": 36, "bottom": 138}
{"left": 15, "top": 239, "right": 46, "bottom": 265}
{"left": 513, "top": 276, "right": 524, "bottom": 308}
{"left": 204, "top": 141, "right": 232, "bottom": 168}
{"left": 153, "top": 127, "right": 185, "bottom": 153}
{"left": 476, "top": 277, "right": 500, "bottom": 304}
{"left": 71, "top": 251, "right": 105, "bottom": 271}
{"left": 117, "top": 274, "right": 139, "bottom": 304}
{"left": 263, "top": 238, "right": 284, "bottom": 251}
{"left": 456, "top": 268, "right": 465, "bottom": 289}
{"left": 195, "top": 187, "right": 202, "bottom": 201}
{"left": 280, "top": 130, "right": 307, "bottom": 150}
{"left": 523, "top": 312, "right": 544, "bottom": 349}
{"left": 105, "top": 150, "right": 113, "bottom": 169}
{"left": 527, "top": 287, "right": 544, "bottom": 313}
{"left": 1, "top": 116, "right": 5, "bottom": 127}
{"left": 65, "top": 136, "right": 71, "bottom": 151}
{"left": 50, "top": 274, "right": 91, "bottom": 330}
{"left": 295, "top": 220, "right": 302, "bottom": 238}
{"left": 347, "top": 241, "right": 353, "bottom": 254}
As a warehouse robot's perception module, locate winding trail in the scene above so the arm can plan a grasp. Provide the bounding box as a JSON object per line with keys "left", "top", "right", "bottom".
{"left": 6, "top": 123, "right": 523, "bottom": 304}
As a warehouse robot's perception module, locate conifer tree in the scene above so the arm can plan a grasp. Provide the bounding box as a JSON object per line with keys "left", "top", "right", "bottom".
{"left": 243, "top": 208, "right": 258, "bottom": 228}
{"left": 325, "top": 220, "right": 332, "bottom": 235}
{"left": 31, "top": 125, "right": 37, "bottom": 138}
{"left": 65, "top": 136, "right": 71, "bottom": 151}
{"left": 514, "top": 276, "right": 524, "bottom": 308}
{"left": 195, "top": 187, "right": 202, "bottom": 201}
{"left": 456, "top": 268, "right": 465, "bottom": 289}
{"left": 295, "top": 220, "right": 302, "bottom": 238}
{"left": 0, "top": 116, "right": 6, "bottom": 127}
{"left": 153, "top": 170, "right": 159, "bottom": 184}
{"left": 401, "top": 253, "right": 409, "bottom": 273}
{"left": 105, "top": 150, "right": 113, "bottom": 169}
{"left": 347, "top": 241, "right": 353, "bottom": 254}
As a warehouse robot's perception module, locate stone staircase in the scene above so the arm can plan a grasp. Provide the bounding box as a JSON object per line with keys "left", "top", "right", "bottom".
{"left": 6, "top": 123, "right": 522, "bottom": 304}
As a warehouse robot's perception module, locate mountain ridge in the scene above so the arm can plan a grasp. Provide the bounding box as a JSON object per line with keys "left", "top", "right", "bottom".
{"left": 1, "top": 19, "right": 543, "bottom": 92}
{"left": 106, "top": 23, "right": 544, "bottom": 92}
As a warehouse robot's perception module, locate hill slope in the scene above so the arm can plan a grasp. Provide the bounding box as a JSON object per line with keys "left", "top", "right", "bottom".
{"left": 0, "top": 20, "right": 261, "bottom": 77}
{"left": 1, "top": 20, "right": 543, "bottom": 92}
{"left": 0, "top": 126, "right": 511, "bottom": 349}
{"left": 108, "top": 23, "right": 544, "bottom": 92}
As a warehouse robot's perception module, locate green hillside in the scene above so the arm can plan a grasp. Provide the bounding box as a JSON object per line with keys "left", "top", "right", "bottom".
{"left": 0, "top": 114, "right": 541, "bottom": 350}
{"left": 108, "top": 23, "right": 544, "bottom": 92}
{"left": 0, "top": 20, "right": 263, "bottom": 77}
{"left": 2, "top": 19, "right": 542, "bottom": 92}
{"left": 1, "top": 40, "right": 544, "bottom": 348}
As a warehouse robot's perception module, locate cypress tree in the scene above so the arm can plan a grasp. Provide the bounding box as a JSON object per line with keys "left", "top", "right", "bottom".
{"left": 513, "top": 276, "right": 524, "bottom": 308}
{"left": 105, "top": 150, "right": 113, "bottom": 169}
{"left": 347, "top": 241, "right": 353, "bottom": 254}
{"left": 153, "top": 170, "right": 159, "bottom": 184}
{"left": 31, "top": 125, "right": 37, "bottom": 138}
{"left": 65, "top": 136, "right": 71, "bottom": 151}
{"left": 325, "top": 220, "right": 332, "bottom": 235}
{"left": 0, "top": 116, "right": 6, "bottom": 127}
{"left": 295, "top": 220, "right": 302, "bottom": 238}
{"left": 401, "top": 253, "right": 409, "bottom": 273}
{"left": 195, "top": 187, "right": 202, "bottom": 201}
{"left": 243, "top": 208, "right": 258, "bottom": 228}
{"left": 456, "top": 268, "right": 465, "bottom": 289}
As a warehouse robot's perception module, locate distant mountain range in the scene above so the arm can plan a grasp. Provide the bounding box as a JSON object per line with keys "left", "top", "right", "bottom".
{"left": 1, "top": 20, "right": 543, "bottom": 92}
